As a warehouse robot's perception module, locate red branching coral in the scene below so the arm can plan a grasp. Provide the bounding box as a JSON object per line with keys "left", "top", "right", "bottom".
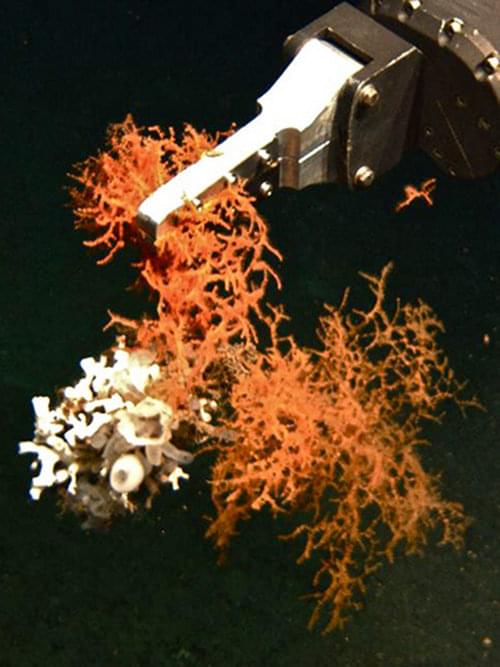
{"left": 207, "top": 263, "right": 472, "bottom": 632}
{"left": 68, "top": 117, "right": 473, "bottom": 634}
{"left": 68, "top": 115, "right": 282, "bottom": 402}
{"left": 68, "top": 115, "right": 228, "bottom": 264}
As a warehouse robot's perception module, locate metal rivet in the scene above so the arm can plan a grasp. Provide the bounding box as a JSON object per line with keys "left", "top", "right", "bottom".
{"left": 258, "top": 149, "right": 272, "bottom": 164}
{"left": 482, "top": 53, "right": 500, "bottom": 75}
{"left": 445, "top": 17, "right": 464, "bottom": 37}
{"left": 354, "top": 166, "right": 375, "bottom": 187}
{"left": 259, "top": 181, "right": 273, "bottom": 197}
{"left": 438, "top": 18, "right": 465, "bottom": 46}
{"left": 494, "top": 147, "right": 500, "bottom": 160}
{"left": 475, "top": 53, "right": 500, "bottom": 80}
{"left": 358, "top": 83, "right": 380, "bottom": 108}
{"left": 424, "top": 126, "right": 434, "bottom": 137}
{"left": 432, "top": 148, "right": 443, "bottom": 160}
{"left": 403, "top": 0, "right": 421, "bottom": 14}
{"left": 398, "top": 1, "right": 421, "bottom": 22}
{"left": 455, "top": 95, "right": 467, "bottom": 108}
{"left": 398, "top": 0, "right": 422, "bottom": 23}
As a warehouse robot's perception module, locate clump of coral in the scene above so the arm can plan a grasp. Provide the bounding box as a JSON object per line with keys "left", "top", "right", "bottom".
{"left": 207, "top": 263, "right": 471, "bottom": 631}
{"left": 20, "top": 115, "right": 474, "bottom": 631}
{"left": 19, "top": 340, "right": 211, "bottom": 527}
{"left": 69, "top": 115, "right": 281, "bottom": 361}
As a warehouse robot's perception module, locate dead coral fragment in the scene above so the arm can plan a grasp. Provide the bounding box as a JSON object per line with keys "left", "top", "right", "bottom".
{"left": 19, "top": 340, "right": 196, "bottom": 526}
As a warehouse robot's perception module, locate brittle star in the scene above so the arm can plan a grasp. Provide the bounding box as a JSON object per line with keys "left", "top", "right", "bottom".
{"left": 395, "top": 177, "right": 437, "bottom": 213}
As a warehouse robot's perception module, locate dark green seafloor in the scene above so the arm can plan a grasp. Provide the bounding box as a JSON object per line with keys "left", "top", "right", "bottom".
{"left": 2, "top": 1, "right": 499, "bottom": 665}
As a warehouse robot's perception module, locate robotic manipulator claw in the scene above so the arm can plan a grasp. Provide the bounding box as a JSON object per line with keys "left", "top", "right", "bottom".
{"left": 137, "top": 37, "right": 363, "bottom": 240}
{"left": 137, "top": 1, "right": 500, "bottom": 241}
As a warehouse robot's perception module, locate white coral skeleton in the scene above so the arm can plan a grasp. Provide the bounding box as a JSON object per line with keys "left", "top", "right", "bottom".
{"left": 18, "top": 341, "right": 203, "bottom": 524}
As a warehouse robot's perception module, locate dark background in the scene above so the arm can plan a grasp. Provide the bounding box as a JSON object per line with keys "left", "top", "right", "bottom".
{"left": 1, "top": 1, "right": 499, "bottom": 665}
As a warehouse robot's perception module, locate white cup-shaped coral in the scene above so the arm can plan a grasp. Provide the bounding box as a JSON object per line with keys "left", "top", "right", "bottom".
{"left": 116, "top": 397, "right": 174, "bottom": 448}
{"left": 109, "top": 453, "right": 145, "bottom": 494}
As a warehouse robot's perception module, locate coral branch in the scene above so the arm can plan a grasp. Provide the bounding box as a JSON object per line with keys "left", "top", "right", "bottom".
{"left": 395, "top": 177, "right": 437, "bottom": 213}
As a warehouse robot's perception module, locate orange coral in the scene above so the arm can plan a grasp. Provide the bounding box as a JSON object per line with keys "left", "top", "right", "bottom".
{"left": 68, "top": 118, "right": 471, "bottom": 634}
{"left": 207, "top": 264, "right": 471, "bottom": 632}
{"left": 395, "top": 177, "right": 437, "bottom": 213}
{"left": 68, "top": 115, "right": 227, "bottom": 264}
{"left": 68, "top": 116, "right": 282, "bottom": 405}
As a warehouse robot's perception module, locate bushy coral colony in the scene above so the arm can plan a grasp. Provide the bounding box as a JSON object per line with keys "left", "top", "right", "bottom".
{"left": 20, "top": 116, "right": 473, "bottom": 632}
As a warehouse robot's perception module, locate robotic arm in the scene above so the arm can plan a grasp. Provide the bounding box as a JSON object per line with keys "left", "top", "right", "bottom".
{"left": 138, "top": 0, "right": 499, "bottom": 240}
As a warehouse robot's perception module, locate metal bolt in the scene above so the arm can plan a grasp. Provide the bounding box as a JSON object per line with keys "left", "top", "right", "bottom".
{"left": 444, "top": 17, "right": 464, "bottom": 37}
{"left": 259, "top": 181, "right": 273, "bottom": 197}
{"left": 354, "top": 166, "right": 375, "bottom": 187}
{"left": 403, "top": 0, "right": 421, "bottom": 14}
{"left": 358, "top": 83, "right": 380, "bottom": 108}
{"left": 482, "top": 53, "right": 500, "bottom": 75}
{"left": 257, "top": 149, "right": 272, "bottom": 165}
{"left": 475, "top": 53, "right": 500, "bottom": 80}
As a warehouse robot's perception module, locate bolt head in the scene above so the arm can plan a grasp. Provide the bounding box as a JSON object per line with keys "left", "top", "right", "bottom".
{"left": 358, "top": 84, "right": 379, "bottom": 108}
{"left": 354, "top": 166, "right": 375, "bottom": 187}
{"left": 404, "top": 0, "right": 421, "bottom": 13}
{"left": 483, "top": 53, "right": 500, "bottom": 75}
{"left": 445, "top": 17, "right": 464, "bottom": 37}
{"left": 258, "top": 149, "right": 272, "bottom": 164}
{"left": 259, "top": 181, "right": 273, "bottom": 198}
{"left": 475, "top": 52, "right": 500, "bottom": 80}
